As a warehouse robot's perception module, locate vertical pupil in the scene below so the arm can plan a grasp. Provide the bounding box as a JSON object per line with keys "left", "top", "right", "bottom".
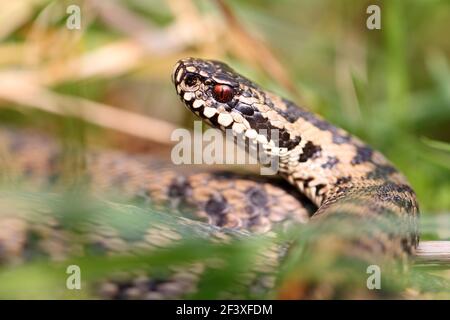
{"left": 218, "top": 87, "right": 225, "bottom": 99}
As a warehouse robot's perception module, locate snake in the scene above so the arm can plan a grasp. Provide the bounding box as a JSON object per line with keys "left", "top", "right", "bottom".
{"left": 0, "top": 58, "right": 420, "bottom": 299}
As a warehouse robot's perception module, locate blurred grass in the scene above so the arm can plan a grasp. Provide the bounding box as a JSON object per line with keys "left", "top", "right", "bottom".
{"left": 0, "top": 0, "right": 449, "bottom": 299}
{"left": 0, "top": 190, "right": 274, "bottom": 299}
{"left": 0, "top": 190, "right": 448, "bottom": 299}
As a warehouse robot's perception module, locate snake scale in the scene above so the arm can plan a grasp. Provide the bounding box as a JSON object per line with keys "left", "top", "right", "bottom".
{"left": 0, "top": 58, "right": 419, "bottom": 299}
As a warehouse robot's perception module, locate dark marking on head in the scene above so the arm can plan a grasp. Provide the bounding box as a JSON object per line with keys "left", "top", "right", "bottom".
{"left": 244, "top": 111, "right": 264, "bottom": 128}
{"left": 235, "top": 103, "right": 254, "bottom": 116}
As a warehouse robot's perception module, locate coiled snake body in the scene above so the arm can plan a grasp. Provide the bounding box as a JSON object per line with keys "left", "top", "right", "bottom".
{"left": 0, "top": 58, "right": 419, "bottom": 299}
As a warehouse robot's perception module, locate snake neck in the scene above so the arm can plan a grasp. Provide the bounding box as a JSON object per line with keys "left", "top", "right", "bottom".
{"left": 267, "top": 101, "right": 420, "bottom": 250}
{"left": 266, "top": 99, "right": 408, "bottom": 204}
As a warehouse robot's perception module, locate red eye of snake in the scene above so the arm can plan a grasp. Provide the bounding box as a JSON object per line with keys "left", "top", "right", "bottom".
{"left": 212, "top": 84, "right": 234, "bottom": 103}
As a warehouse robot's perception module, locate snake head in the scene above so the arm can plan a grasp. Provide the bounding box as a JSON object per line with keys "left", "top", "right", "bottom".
{"left": 172, "top": 58, "right": 302, "bottom": 152}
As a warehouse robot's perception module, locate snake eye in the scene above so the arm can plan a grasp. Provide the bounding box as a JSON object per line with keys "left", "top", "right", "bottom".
{"left": 212, "top": 84, "right": 234, "bottom": 103}
{"left": 184, "top": 74, "right": 198, "bottom": 87}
